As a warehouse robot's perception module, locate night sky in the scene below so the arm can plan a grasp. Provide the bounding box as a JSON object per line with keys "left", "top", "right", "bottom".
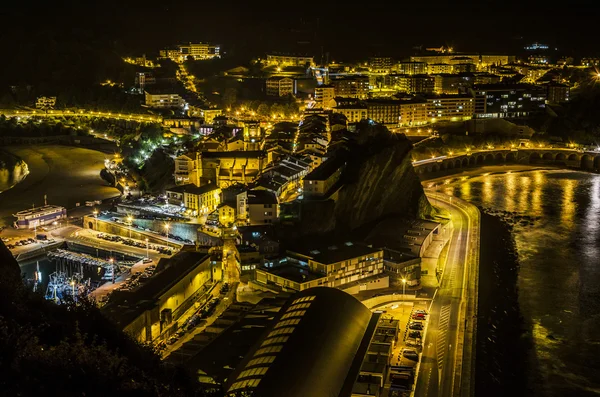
{"left": 2, "top": 0, "right": 600, "bottom": 60}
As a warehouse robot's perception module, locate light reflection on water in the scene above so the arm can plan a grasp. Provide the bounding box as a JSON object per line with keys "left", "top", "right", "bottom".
{"left": 436, "top": 169, "right": 600, "bottom": 395}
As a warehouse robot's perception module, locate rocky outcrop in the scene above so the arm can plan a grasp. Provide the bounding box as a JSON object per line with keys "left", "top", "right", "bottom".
{"left": 0, "top": 150, "right": 29, "bottom": 193}
{"left": 295, "top": 124, "right": 433, "bottom": 237}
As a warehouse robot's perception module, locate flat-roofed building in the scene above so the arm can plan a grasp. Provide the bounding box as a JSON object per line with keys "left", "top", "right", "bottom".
{"left": 13, "top": 205, "right": 66, "bottom": 229}
{"left": 302, "top": 156, "right": 346, "bottom": 197}
{"left": 334, "top": 103, "right": 368, "bottom": 123}
{"left": 428, "top": 63, "right": 453, "bottom": 74}
{"left": 102, "top": 252, "right": 214, "bottom": 343}
{"left": 144, "top": 86, "right": 185, "bottom": 108}
{"left": 331, "top": 76, "right": 370, "bottom": 99}
{"left": 165, "top": 183, "right": 221, "bottom": 215}
{"left": 266, "top": 54, "right": 315, "bottom": 67}
{"left": 426, "top": 94, "right": 475, "bottom": 123}
{"left": 397, "top": 61, "right": 427, "bottom": 75}
{"left": 255, "top": 242, "right": 385, "bottom": 293}
{"left": 266, "top": 76, "right": 296, "bottom": 97}
{"left": 314, "top": 84, "right": 336, "bottom": 109}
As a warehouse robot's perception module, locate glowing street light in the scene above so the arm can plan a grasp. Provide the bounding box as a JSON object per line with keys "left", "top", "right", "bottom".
{"left": 164, "top": 223, "right": 170, "bottom": 249}
{"left": 93, "top": 209, "right": 99, "bottom": 230}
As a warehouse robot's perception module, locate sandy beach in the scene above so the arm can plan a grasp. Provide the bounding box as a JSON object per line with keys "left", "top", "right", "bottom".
{"left": 0, "top": 145, "right": 120, "bottom": 226}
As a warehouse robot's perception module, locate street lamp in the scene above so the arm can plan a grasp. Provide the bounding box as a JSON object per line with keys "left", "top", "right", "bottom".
{"left": 164, "top": 223, "right": 170, "bottom": 249}
{"left": 109, "top": 258, "right": 115, "bottom": 283}
{"left": 127, "top": 215, "right": 133, "bottom": 238}
{"left": 93, "top": 209, "right": 98, "bottom": 230}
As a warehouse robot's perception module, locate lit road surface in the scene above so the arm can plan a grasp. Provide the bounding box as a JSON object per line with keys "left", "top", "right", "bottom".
{"left": 415, "top": 191, "right": 479, "bottom": 397}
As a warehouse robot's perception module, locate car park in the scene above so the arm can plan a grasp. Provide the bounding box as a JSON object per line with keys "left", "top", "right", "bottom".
{"left": 408, "top": 330, "right": 422, "bottom": 339}
{"left": 402, "top": 348, "right": 419, "bottom": 361}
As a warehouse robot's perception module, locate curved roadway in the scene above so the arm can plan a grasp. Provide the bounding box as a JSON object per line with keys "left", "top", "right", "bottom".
{"left": 416, "top": 191, "right": 479, "bottom": 397}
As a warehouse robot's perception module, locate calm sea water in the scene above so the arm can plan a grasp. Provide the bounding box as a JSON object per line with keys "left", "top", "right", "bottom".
{"left": 432, "top": 170, "right": 600, "bottom": 396}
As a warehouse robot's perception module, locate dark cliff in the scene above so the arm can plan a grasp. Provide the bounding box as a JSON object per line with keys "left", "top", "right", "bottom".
{"left": 294, "top": 123, "right": 433, "bottom": 238}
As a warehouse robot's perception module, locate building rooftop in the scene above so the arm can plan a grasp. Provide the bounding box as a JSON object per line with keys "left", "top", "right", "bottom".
{"left": 260, "top": 263, "right": 325, "bottom": 283}
{"left": 288, "top": 241, "right": 381, "bottom": 265}
{"left": 166, "top": 183, "right": 220, "bottom": 196}
{"left": 102, "top": 252, "right": 210, "bottom": 328}
{"left": 225, "top": 287, "right": 380, "bottom": 397}
{"left": 201, "top": 150, "right": 265, "bottom": 159}
{"left": 247, "top": 189, "right": 278, "bottom": 205}
{"left": 303, "top": 155, "right": 346, "bottom": 181}
{"left": 14, "top": 205, "right": 65, "bottom": 217}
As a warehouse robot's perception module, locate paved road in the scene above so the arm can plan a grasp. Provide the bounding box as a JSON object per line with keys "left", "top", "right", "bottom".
{"left": 415, "top": 192, "right": 476, "bottom": 397}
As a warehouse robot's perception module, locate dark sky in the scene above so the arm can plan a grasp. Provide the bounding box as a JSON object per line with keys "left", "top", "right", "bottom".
{"left": 3, "top": 0, "right": 600, "bottom": 60}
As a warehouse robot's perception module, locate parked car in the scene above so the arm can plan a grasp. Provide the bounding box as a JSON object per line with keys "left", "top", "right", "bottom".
{"left": 412, "top": 313, "right": 426, "bottom": 320}
{"left": 402, "top": 348, "right": 419, "bottom": 361}
{"left": 408, "top": 330, "right": 422, "bottom": 339}
{"left": 409, "top": 322, "right": 424, "bottom": 330}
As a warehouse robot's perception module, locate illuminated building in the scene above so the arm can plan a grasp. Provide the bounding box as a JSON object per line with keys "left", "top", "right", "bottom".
{"left": 178, "top": 42, "right": 220, "bottom": 60}
{"left": 411, "top": 54, "right": 515, "bottom": 68}
{"left": 102, "top": 252, "right": 215, "bottom": 343}
{"left": 144, "top": 86, "right": 185, "bottom": 108}
{"left": 524, "top": 43, "right": 549, "bottom": 50}
{"left": 471, "top": 84, "right": 547, "bottom": 118}
{"left": 334, "top": 103, "right": 368, "bottom": 123}
{"left": 397, "top": 61, "right": 427, "bottom": 75}
{"left": 453, "top": 62, "right": 476, "bottom": 73}
{"left": 13, "top": 205, "right": 66, "bottom": 229}
{"left": 236, "top": 190, "right": 279, "bottom": 225}
{"left": 546, "top": 82, "right": 570, "bottom": 104}
{"left": 398, "top": 101, "right": 428, "bottom": 127}
{"left": 527, "top": 54, "right": 548, "bottom": 65}
{"left": 35, "top": 96, "right": 57, "bottom": 110}
{"left": 383, "top": 74, "right": 434, "bottom": 94}
{"left": 331, "top": 76, "right": 369, "bottom": 99}
{"left": 581, "top": 57, "right": 600, "bottom": 67}
{"left": 314, "top": 85, "right": 336, "bottom": 109}
{"left": 266, "top": 77, "right": 296, "bottom": 97}
{"left": 254, "top": 243, "right": 385, "bottom": 293}
{"left": 266, "top": 54, "right": 315, "bottom": 67}
{"left": 425, "top": 94, "right": 475, "bottom": 122}
{"left": 225, "top": 288, "right": 395, "bottom": 396}
{"left": 369, "top": 56, "right": 394, "bottom": 73}
{"left": 428, "top": 63, "right": 453, "bottom": 74}
{"left": 303, "top": 156, "right": 346, "bottom": 197}
{"left": 242, "top": 121, "right": 264, "bottom": 150}
{"left": 165, "top": 183, "right": 221, "bottom": 214}
{"left": 218, "top": 204, "right": 236, "bottom": 226}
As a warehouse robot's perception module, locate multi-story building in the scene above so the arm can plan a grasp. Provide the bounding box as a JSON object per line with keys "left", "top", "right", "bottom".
{"left": 398, "top": 101, "right": 429, "bottom": 127}
{"left": 397, "top": 61, "right": 427, "bottom": 75}
{"left": 334, "top": 103, "right": 368, "bottom": 123}
{"left": 581, "top": 57, "right": 600, "bottom": 67}
{"left": 266, "top": 77, "right": 296, "bottom": 97}
{"left": 266, "top": 54, "right": 315, "bottom": 67}
{"left": 411, "top": 54, "right": 515, "bottom": 68}
{"left": 35, "top": 96, "right": 56, "bottom": 110}
{"left": 174, "top": 153, "right": 198, "bottom": 185}
{"left": 218, "top": 204, "right": 236, "bottom": 226}
{"left": 200, "top": 151, "right": 266, "bottom": 188}
{"left": 471, "top": 84, "right": 547, "bottom": 118}
{"left": 384, "top": 74, "right": 435, "bottom": 94}
{"left": 242, "top": 121, "right": 264, "bottom": 150}
{"left": 425, "top": 95, "right": 475, "bottom": 123}
{"left": 432, "top": 74, "right": 467, "bottom": 94}
{"left": 546, "top": 82, "right": 570, "bottom": 104}
{"left": 165, "top": 183, "right": 221, "bottom": 215}
{"left": 178, "top": 42, "right": 220, "bottom": 60}
{"left": 331, "top": 76, "right": 369, "bottom": 99}
{"left": 303, "top": 156, "right": 346, "bottom": 197}
{"left": 369, "top": 57, "right": 394, "bottom": 73}
{"left": 428, "top": 63, "right": 453, "bottom": 74}
{"left": 144, "top": 86, "right": 185, "bottom": 109}
{"left": 453, "top": 62, "right": 476, "bottom": 73}
{"left": 255, "top": 242, "right": 385, "bottom": 292}
{"left": 236, "top": 190, "right": 279, "bottom": 225}
{"left": 366, "top": 99, "right": 403, "bottom": 125}
{"left": 314, "top": 85, "right": 336, "bottom": 109}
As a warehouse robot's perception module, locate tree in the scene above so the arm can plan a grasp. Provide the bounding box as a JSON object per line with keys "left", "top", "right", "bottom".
{"left": 257, "top": 103, "right": 269, "bottom": 117}
{"left": 222, "top": 87, "right": 238, "bottom": 108}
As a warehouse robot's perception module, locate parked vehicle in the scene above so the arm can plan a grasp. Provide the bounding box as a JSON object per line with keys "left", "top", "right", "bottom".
{"left": 409, "top": 322, "right": 424, "bottom": 330}
{"left": 402, "top": 348, "right": 419, "bottom": 361}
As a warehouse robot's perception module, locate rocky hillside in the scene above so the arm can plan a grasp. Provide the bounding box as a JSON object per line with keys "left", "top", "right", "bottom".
{"left": 296, "top": 123, "right": 433, "bottom": 237}
{"left": 0, "top": 150, "right": 28, "bottom": 193}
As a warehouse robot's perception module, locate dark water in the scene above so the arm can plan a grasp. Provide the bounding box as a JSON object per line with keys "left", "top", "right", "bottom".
{"left": 430, "top": 170, "right": 600, "bottom": 396}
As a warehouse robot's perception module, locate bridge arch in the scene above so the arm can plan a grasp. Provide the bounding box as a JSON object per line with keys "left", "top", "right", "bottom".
{"left": 447, "top": 161, "right": 454, "bottom": 170}
{"left": 542, "top": 152, "right": 554, "bottom": 161}
{"left": 506, "top": 152, "right": 516, "bottom": 163}
{"left": 440, "top": 162, "right": 448, "bottom": 170}
{"left": 432, "top": 164, "right": 440, "bottom": 173}
{"left": 556, "top": 153, "right": 566, "bottom": 161}
{"left": 455, "top": 159, "right": 462, "bottom": 169}
{"left": 484, "top": 153, "right": 494, "bottom": 164}
{"left": 476, "top": 155, "right": 484, "bottom": 165}
{"left": 581, "top": 154, "right": 594, "bottom": 169}
{"left": 529, "top": 152, "right": 541, "bottom": 163}
{"left": 494, "top": 153, "right": 504, "bottom": 163}
{"left": 462, "top": 158, "right": 469, "bottom": 167}
{"left": 568, "top": 154, "right": 578, "bottom": 161}
{"left": 469, "top": 156, "right": 476, "bottom": 166}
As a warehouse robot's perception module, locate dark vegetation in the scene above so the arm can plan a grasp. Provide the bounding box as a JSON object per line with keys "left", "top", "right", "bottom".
{"left": 0, "top": 242, "right": 213, "bottom": 396}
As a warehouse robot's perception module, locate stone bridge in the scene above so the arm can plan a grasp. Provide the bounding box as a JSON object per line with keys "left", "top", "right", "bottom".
{"left": 413, "top": 149, "right": 600, "bottom": 174}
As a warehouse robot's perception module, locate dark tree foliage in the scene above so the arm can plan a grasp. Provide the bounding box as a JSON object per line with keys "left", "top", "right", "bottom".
{"left": 0, "top": 242, "right": 219, "bottom": 396}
